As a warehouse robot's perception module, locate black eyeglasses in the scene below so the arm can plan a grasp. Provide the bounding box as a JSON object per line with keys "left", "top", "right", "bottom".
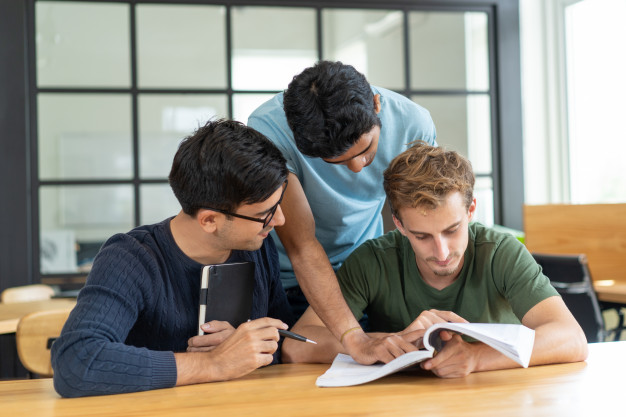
{"left": 203, "top": 180, "right": 288, "bottom": 228}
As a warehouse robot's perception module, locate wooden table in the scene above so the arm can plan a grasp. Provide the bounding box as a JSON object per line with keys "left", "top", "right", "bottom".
{"left": 594, "top": 281, "right": 626, "bottom": 305}
{"left": 1, "top": 341, "right": 623, "bottom": 416}
{"left": 0, "top": 299, "right": 76, "bottom": 334}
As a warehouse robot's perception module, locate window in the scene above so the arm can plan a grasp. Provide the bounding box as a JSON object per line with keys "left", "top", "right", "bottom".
{"left": 521, "top": 0, "right": 626, "bottom": 206}
{"left": 565, "top": 0, "right": 626, "bottom": 203}
{"left": 0, "top": 0, "right": 522, "bottom": 283}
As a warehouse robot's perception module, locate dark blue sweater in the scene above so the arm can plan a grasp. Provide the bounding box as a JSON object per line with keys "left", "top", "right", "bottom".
{"left": 51, "top": 218, "right": 294, "bottom": 397}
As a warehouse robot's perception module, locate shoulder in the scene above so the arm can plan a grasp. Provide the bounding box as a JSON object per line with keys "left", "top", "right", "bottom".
{"left": 247, "top": 93, "right": 289, "bottom": 136}
{"left": 374, "top": 86, "right": 430, "bottom": 115}
{"left": 341, "top": 230, "right": 405, "bottom": 273}
{"left": 91, "top": 221, "right": 172, "bottom": 279}
{"left": 372, "top": 86, "right": 436, "bottom": 143}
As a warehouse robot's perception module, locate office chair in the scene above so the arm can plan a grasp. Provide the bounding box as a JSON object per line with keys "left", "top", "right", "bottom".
{"left": 532, "top": 253, "right": 606, "bottom": 343}
{"left": 16, "top": 308, "right": 73, "bottom": 377}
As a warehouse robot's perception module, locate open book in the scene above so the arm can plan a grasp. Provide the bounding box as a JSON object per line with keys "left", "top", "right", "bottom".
{"left": 316, "top": 322, "right": 535, "bottom": 387}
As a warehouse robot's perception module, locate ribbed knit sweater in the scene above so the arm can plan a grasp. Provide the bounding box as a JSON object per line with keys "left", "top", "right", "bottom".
{"left": 51, "top": 218, "right": 293, "bottom": 397}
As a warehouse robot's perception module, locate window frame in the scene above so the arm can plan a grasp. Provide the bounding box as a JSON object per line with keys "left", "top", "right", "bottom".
{"left": 0, "top": 0, "right": 523, "bottom": 287}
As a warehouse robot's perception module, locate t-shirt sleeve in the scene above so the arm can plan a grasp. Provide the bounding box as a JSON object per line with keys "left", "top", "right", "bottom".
{"left": 492, "top": 235, "right": 560, "bottom": 320}
{"left": 51, "top": 235, "right": 177, "bottom": 397}
{"left": 336, "top": 243, "right": 378, "bottom": 321}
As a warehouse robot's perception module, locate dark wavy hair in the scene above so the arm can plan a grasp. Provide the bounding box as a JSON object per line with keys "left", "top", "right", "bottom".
{"left": 383, "top": 142, "right": 475, "bottom": 221}
{"left": 169, "top": 119, "right": 288, "bottom": 215}
{"left": 283, "top": 61, "right": 381, "bottom": 159}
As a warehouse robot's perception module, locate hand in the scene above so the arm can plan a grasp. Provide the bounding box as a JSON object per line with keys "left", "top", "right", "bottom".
{"left": 343, "top": 329, "right": 422, "bottom": 365}
{"left": 403, "top": 310, "right": 468, "bottom": 333}
{"left": 205, "top": 317, "right": 288, "bottom": 381}
{"left": 420, "top": 331, "right": 480, "bottom": 378}
{"left": 187, "top": 320, "right": 236, "bottom": 352}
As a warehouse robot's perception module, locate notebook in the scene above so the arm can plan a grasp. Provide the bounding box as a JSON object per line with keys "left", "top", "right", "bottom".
{"left": 197, "top": 261, "right": 255, "bottom": 335}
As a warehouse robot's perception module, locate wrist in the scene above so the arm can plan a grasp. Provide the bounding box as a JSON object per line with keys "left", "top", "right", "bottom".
{"left": 340, "top": 326, "right": 362, "bottom": 344}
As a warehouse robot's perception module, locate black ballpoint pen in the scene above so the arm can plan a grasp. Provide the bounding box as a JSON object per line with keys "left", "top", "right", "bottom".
{"left": 278, "top": 329, "right": 317, "bottom": 344}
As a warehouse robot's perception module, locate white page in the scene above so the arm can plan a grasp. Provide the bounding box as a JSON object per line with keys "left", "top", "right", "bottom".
{"left": 316, "top": 351, "right": 433, "bottom": 387}
{"left": 424, "top": 323, "right": 535, "bottom": 368}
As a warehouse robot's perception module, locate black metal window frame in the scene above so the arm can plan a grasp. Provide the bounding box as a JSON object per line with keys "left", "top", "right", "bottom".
{"left": 0, "top": 0, "right": 523, "bottom": 288}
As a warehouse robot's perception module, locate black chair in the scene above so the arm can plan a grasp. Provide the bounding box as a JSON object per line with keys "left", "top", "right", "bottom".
{"left": 531, "top": 253, "right": 605, "bottom": 343}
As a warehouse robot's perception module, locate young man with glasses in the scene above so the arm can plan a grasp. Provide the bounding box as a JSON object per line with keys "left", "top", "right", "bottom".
{"left": 51, "top": 119, "right": 295, "bottom": 397}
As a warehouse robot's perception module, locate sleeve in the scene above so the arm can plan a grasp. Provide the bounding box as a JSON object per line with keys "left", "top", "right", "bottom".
{"left": 257, "top": 236, "right": 295, "bottom": 364}
{"left": 492, "top": 235, "right": 560, "bottom": 320}
{"left": 51, "top": 235, "right": 177, "bottom": 398}
{"left": 336, "top": 243, "right": 378, "bottom": 322}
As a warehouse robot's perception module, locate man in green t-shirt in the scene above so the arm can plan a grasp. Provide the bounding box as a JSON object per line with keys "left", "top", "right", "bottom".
{"left": 282, "top": 143, "right": 588, "bottom": 377}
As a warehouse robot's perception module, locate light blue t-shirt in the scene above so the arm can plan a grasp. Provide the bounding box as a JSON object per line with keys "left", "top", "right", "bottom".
{"left": 248, "top": 86, "right": 436, "bottom": 289}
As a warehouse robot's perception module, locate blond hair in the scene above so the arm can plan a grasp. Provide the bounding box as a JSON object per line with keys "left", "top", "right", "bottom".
{"left": 383, "top": 142, "right": 475, "bottom": 220}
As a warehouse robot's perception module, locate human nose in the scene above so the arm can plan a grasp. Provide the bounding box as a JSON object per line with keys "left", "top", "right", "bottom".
{"left": 269, "top": 204, "right": 285, "bottom": 227}
{"left": 432, "top": 236, "right": 450, "bottom": 260}
{"left": 347, "top": 156, "right": 367, "bottom": 173}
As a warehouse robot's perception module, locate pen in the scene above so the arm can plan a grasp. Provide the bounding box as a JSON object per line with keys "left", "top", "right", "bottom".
{"left": 278, "top": 329, "right": 317, "bottom": 344}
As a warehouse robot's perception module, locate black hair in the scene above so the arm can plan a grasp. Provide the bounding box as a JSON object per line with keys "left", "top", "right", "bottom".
{"left": 283, "top": 61, "right": 381, "bottom": 159}
{"left": 169, "top": 119, "right": 288, "bottom": 216}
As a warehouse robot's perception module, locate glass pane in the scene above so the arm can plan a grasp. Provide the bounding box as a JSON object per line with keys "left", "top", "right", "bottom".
{"left": 137, "top": 5, "right": 227, "bottom": 89}
{"left": 474, "top": 176, "right": 494, "bottom": 227}
{"left": 566, "top": 0, "right": 626, "bottom": 203}
{"left": 231, "top": 7, "right": 317, "bottom": 90}
{"left": 233, "top": 94, "right": 275, "bottom": 124}
{"left": 139, "top": 94, "right": 228, "bottom": 178}
{"left": 36, "top": 1, "right": 130, "bottom": 87}
{"left": 409, "top": 12, "right": 489, "bottom": 91}
{"left": 38, "top": 93, "right": 132, "bottom": 180}
{"left": 140, "top": 184, "right": 181, "bottom": 225}
{"left": 412, "top": 94, "right": 491, "bottom": 175}
{"left": 40, "top": 185, "right": 134, "bottom": 273}
{"left": 322, "top": 9, "right": 404, "bottom": 90}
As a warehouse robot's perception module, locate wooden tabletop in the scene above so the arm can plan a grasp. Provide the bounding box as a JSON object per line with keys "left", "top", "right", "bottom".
{"left": 0, "top": 299, "right": 77, "bottom": 334}
{"left": 1, "top": 341, "right": 623, "bottom": 416}
{"left": 594, "top": 281, "right": 626, "bottom": 305}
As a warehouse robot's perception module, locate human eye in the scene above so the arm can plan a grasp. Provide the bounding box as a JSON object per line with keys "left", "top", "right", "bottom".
{"left": 445, "top": 227, "right": 459, "bottom": 235}
{"left": 414, "top": 234, "right": 428, "bottom": 241}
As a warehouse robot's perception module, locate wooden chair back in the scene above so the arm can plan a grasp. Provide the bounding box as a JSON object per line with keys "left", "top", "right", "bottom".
{"left": 1, "top": 284, "right": 55, "bottom": 303}
{"left": 16, "top": 308, "right": 72, "bottom": 377}
{"left": 523, "top": 203, "right": 626, "bottom": 284}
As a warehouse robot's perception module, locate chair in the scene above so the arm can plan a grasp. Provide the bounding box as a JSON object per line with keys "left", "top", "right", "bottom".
{"left": 15, "top": 308, "right": 72, "bottom": 377}
{"left": 531, "top": 253, "right": 606, "bottom": 343}
{"left": 1, "top": 284, "right": 55, "bottom": 303}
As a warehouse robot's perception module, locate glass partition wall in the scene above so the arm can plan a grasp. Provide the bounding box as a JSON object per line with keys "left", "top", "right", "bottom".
{"left": 32, "top": 0, "right": 502, "bottom": 279}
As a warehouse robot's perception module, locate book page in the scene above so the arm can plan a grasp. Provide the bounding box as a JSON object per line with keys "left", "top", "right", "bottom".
{"left": 316, "top": 351, "right": 433, "bottom": 387}
{"left": 424, "top": 323, "right": 535, "bottom": 368}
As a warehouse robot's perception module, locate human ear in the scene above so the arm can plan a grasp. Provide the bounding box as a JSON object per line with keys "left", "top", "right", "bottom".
{"left": 373, "top": 94, "right": 381, "bottom": 114}
{"left": 392, "top": 214, "right": 406, "bottom": 235}
{"left": 197, "top": 209, "right": 219, "bottom": 233}
{"left": 467, "top": 198, "right": 477, "bottom": 221}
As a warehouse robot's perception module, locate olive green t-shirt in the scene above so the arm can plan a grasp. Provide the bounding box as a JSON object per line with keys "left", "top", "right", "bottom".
{"left": 337, "top": 222, "right": 558, "bottom": 332}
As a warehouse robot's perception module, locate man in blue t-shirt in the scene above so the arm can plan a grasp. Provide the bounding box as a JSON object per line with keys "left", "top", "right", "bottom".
{"left": 51, "top": 120, "right": 294, "bottom": 397}
{"left": 248, "top": 61, "right": 437, "bottom": 365}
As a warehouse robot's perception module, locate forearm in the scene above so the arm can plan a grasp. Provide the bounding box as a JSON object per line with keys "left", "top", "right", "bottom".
{"left": 52, "top": 336, "right": 177, "bottom": 397}
{"left": 282, "top": 324, "right": 344, "bottom": 363}
{"left": 289, "top": 240, "right": 360, "bottom": 340}
{"left": 175, "top": 351, "right": 223, "bottom": 385}
{"left": 527, "top": 321, "right": 588, "bottom": 366}
{"left": 471, "top": 322, "right": 588, "bottom": 373}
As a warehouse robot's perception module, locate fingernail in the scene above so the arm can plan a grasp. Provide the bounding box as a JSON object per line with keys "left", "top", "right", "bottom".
{"left": 201, "top": 323, "right": 210, "bottom": 331}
